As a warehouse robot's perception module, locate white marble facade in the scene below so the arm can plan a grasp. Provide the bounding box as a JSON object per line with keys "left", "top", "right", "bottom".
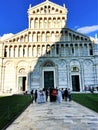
{"left": 0, "top": 0, "right": 98, "bottom": 94}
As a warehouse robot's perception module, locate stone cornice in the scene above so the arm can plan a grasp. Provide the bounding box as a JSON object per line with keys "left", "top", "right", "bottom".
{"left": 28, "top": 0, "right": 67, "bottom": 13}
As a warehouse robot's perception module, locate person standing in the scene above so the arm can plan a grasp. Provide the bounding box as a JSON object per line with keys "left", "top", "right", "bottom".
{"left": 64, "top": 88, "right": 68, "bottom": 101}
{"left": 61, "top": 88, "right": 64, "bottom": 100}
{"left": 35, "top": 90, "right": 37, "bottom": 103}
{"left": 31, "top": 90, "right": 34, "bottom": 103}
{"left": 57, "top": 89, "right": 62, "bottom": 103}
{"left": 45, "top": 89, "right": 49, "bottom": 102}
{"left": 42, "top": 89, "right": 46, "bottom": 103}
{"left": 68, "top": 88, "right": 72, "bottom": 101}
{"left": 50, "top": 88, "right": 57, "bottom": 102}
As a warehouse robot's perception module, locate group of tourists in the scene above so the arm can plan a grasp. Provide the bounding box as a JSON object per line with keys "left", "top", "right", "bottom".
{"left": 30, "top": 87, "right": 72, "bottom": 104}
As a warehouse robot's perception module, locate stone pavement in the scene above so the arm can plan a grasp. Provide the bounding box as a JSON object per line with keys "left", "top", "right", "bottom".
{"left": 6, "top": 101, "right": 98, "bottom": 130}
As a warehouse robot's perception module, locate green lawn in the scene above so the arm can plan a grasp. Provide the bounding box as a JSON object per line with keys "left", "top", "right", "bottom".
{"left": 72, "top": 93, "right": 98, "bottom": 113}
{"left": 0, "top": 93, "right": 98, "bottom": 129}
{"left": 0, "top": 94, "right": 32, "bottom": 130}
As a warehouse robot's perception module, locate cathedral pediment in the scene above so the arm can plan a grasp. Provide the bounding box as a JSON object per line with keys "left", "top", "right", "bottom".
{"left": 28, "top": 0, "right": 67, "bottom": 15}
{"left": 64, "top": 28, "right": 90, "bottom": 41}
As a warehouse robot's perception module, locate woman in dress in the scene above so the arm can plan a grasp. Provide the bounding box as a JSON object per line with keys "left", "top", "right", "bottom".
{"left": 57, "top": 89, "right": 62, "bottom": 103}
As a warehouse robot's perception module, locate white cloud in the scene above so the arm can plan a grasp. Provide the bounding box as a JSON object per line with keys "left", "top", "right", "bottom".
{"left": 0, "top": 33, "right": 14, "bottom": 41}
{"left": 76, "top": 25, "right": 98, "bottom": 34}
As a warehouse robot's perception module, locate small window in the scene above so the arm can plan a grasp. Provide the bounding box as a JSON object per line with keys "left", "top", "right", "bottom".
{"left": 90, "top": 49, "right": 93, "bottom": 55}
{"left": 23, "top": 48, "right": 25, "bottom": 57}
{"left": 19, "top": 68, "right": 25, "bottom": 74}
{"left": 71, "top": 67, "right": 79, "bottom": 72}
{"left": 56, "top": 45, "right": 59, "bottom": 55}
{"left": 43, "top": 61, "right": 54, "bottom": 67}
{"left": 4, "top": 49, "right": 7, "bottom": 57}
{"left": 46, "top": 45, "right": 50, "bottom": 54}
{"left": 72, "top": 47, "right": 74, "bottom": 54}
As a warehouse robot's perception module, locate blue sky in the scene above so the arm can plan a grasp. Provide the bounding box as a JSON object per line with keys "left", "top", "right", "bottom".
{"left": 0, "top": 0, "right": 98, "bottom": 39}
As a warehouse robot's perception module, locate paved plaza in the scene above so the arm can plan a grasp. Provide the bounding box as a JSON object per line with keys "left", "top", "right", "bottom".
{"left": 6, "top": 101, "right": 98, "bottom": 130}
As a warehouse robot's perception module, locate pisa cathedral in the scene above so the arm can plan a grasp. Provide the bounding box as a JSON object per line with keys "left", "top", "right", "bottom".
{"left": 0, "top": 0, "right": 98, "bottom": 94}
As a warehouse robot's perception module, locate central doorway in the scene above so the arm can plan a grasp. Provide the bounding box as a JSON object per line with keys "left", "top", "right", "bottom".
{"left": 18, "top": 77, "right": 26, "bottom": 91}
{"left": 44, "top": 71, "right": 54, "bottom": 89}
{"left": 72, "top": 75, "right": 80, "bottom": 91}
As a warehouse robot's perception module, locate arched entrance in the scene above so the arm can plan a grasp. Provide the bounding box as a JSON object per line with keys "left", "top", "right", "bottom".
{"left": 71, "top": 66, "right": 80, "bottom": 91}
{"left": 42, "top": 60, "right": 56, "bottom": 89}
{"left": 18, "top": 76, "right": 27, "bottom": 91}
{"left": 18, "top": 68, "right": 27, "bottom": 92}
{"left": 72, "top": 75, "right": 80, "bottom": 91}
{"left": 44, "top": 71, "right": 54, "bottom": 89}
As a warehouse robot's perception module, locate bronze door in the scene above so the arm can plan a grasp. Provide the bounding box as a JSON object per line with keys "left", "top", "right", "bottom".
{"left": 72, "top": 75, "right": 80, "bottom": 91}
{"left": 44, "top": 71, "right": 54, "bottom": 89}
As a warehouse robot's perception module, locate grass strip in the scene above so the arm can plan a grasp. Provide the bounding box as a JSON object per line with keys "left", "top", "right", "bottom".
{"left": 0, "top": 94, "right": 32, "bottom": 130}
{"left": 72, "top": 93, "right": 98, "bottom": 113}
